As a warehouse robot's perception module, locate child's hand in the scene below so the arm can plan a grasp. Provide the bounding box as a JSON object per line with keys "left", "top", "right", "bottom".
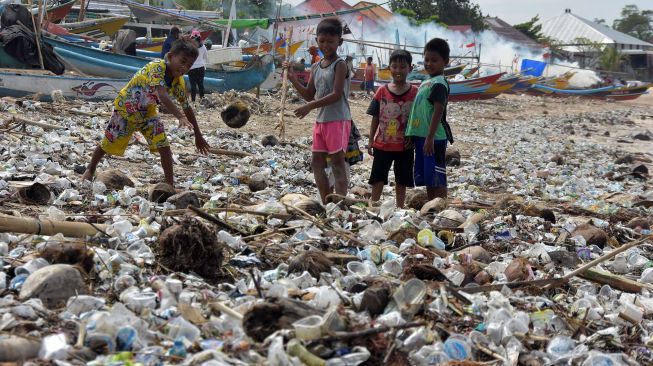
{"left": 423, "top": 140, "right": 434, "bottom": 156}
{"left": 294, "top": 104, "right": 311, "bottom": 119}
{"left": 282, "top": 60, "right": 296, "bottom": 81}
{"left": 178, "top": 116, "right": 193, "bottom": 130}
{"left": 367, "top": 146, "right": 374, "bottom": 156}
{"left": 404, "top": 138, "right": 414, "bottom": 149}
{"left": 195, "top": 133, "right": 210, "bottom": 155}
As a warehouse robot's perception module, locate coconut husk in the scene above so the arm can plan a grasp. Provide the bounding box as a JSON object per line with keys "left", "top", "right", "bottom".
{"left": 155, "top": 218, "right": 225, "bottom": 281}
{"left": 243, "top": 297, "right": 323, "bottom": 342}
{"left": 550, "top": 154, "right": 564, "bottom": 165}
{"left": 261, "top": 135, "right": 279, "bottom": 147}
{"left": 149, "top": 183, "right": 175, "bottom": 203}
{"left": 406, "top": 264, "right": 449, "bottom": 282}
{"left": 96, "top": 169, "right": 134, "bottom": 190}
{"left": 406, "top": 190, "right": 428, "bottom": 210}
{"left": 388, "top": 227, "right": 418, "bottom": 244}
{"left": 445, "top": 148, "right": 461, "bottom": 166}
{"left": 221, "top": 101, "right": 250, "bottom": 128}
{"left": 420, "top": 197, "right": 447, "bottom": 216}
{"left": 452, "top": 262, "right": 483, "bottom": 286}
{"left": 280, "top": 193, "right": 311, "bottom": 206}
{"left": 522, "top": 204, "right": 556, "bottom": 223}
{"left": 294, "top": 198, "right": 326, "bottom": 217}
{"left": 39, "top": 242, "right": 94, "bottom": 274}
{"left": 359, "top": 282, "right": 391, "bottom": 317}
{"left": 571, "top": 223, "right": 608, "bottom": 248}
{"left": 433, "top": 209, "right": 465, "bottom": 227}
{"left": 18, "top": 182, "right": 51, "bottom": 205}
{"left": 288, "top": 251, "right": 333, "bottom": 279}
{"left": 626, "top": 217, "right": 650, "bottom": 231}
{"left": 505, "top": 257, "right": 532, "bottom": 282}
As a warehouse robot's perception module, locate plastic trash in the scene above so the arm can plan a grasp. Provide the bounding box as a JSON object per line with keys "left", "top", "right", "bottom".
{"left": 167, "top": 316, "right": 200, "bottom": 343}
{"left": 39, "top": 333, "right": 70, "bottom": 360}
{"left": 443, "top": 333, "right": 472, "bottom": 360}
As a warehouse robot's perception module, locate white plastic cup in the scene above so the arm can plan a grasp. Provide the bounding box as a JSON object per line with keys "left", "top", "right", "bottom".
{"left": 293, "top": 315, "right": 323, "bottom": 341}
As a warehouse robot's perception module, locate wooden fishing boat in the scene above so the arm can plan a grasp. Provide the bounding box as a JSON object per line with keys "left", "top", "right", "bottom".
{"left": 541, "top": 72, "right": 575, "bottom": 89}
{"left": 61, "top": 16, "right": 130, "bottom": 38}
{"left": 135, "top": 30, "right": 213, "bottom": 52}
{"left": 448, "top": 72, "right": 505, "bottom": 102}
{"left": 406, "top": 64, "right": 467, "bottom": 82}
{"left": 509, "top": 75, "right": 540, "bottom": 92}
{"left": 479, "top": 75, "right": 520, "bottom": 99}
{"left": 242, "top": 40, "right": 303, "bottom": 56}
{"left": 530, "top": 83, "right": 650, "bottom": 100}
{"left": 46, "top": 37, "right": 272, "bottom": 93}
{"left": 0, "top": 69, "right": 126, "bottom": 101}
{"left": 35, "top": 0, "right": 77, "bottom": 23}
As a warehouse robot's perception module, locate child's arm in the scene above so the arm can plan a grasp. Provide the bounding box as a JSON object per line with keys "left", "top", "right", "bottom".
{"left": 156, "top": 86, "right": 190, "bottom": 128}
{"left": 183, "top": 107, "right": 210, "bottom": 154}
{"left": 284, "top": 61, "right": 316, "bottom": 101}
{"left": 424, "top": 102, "right": 444, "bottom": 156}
{"left": 294, "top": 61, "right": 347, "bottom": 119}
{"left": 368, "top": 115, "right": 379, "bottom": 156}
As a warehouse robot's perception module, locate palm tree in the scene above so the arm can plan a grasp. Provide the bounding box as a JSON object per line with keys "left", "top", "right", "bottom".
{"left": 598, "top": 45, "right": 629, "bottom": 72}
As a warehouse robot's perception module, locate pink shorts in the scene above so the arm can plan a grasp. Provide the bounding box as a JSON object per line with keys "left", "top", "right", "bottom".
{"left": 312, "top": 120, "right": 351, "bottom": 154}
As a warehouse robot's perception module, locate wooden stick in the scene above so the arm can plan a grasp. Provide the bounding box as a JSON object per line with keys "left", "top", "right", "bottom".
{"left": 25, "top": 0, "right": 45, "bottom": 70}
{"left": 579, "top": 268, "right": 653, "bottom": 293}
{"left": 0, "top": 214, "right": 109, "bottom": 237}
{"left": 2, "top": 116, "right": 64, "bottom": 130}
{"left": 208, "top": 148, "right": 253, "bottom": 157}
{"left": 187, "top": 205, "right": 249, "bottom": 236}
{"left": 277, "top": 26, "right": 293, "bottom": 141}
{"left": 318, "top": 321, "right": 426, "bottom": 342}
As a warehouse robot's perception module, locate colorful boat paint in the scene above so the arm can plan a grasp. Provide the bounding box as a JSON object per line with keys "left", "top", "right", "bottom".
{"left": 61, "top": 16, "right": 130, "bottom": 38}
{"left": 0, "top": 70, "right": 126, "bottom": 101}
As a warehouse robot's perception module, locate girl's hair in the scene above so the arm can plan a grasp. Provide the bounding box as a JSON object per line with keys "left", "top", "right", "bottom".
{"left": 168, "top": 39, "right": 199, "bottom": 59}
{"left": 316, "top": 18, "right": 343, "bottom": 37}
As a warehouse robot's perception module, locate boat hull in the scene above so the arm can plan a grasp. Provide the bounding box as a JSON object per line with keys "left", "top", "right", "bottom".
{"left": 0, "top": 70, "right": 126, "bottom": 101}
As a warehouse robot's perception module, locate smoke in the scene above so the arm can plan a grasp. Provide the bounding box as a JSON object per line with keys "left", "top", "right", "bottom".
{"left": 345, "top": 14, "right": 600, "bottom": 87}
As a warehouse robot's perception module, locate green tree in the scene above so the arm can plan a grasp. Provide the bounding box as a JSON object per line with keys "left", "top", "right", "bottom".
{"left": 593, "top": 18, "right": 607, "bottom": 26}
{"left": 390, "top": 0, "right": 487, "bottom": 31}
{"left": 599, "top": 46, "right": 629, "bottom": 71}
{"left": 396, "top": 8, "right": 443, "bottom": 27}
{"left": 612, "top": 5, "right": 653, "bottom": 41}
{"left": 514, "top": 15, "right": 543, "bottom": 41}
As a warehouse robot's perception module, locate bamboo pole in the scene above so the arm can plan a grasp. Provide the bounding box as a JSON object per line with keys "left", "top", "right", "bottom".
{"left": 0, "top": 214, "right": 109, "bottom": 237}
{"left": 27, "top": 0, "right": 45, "bottom": 70}
{"left": 277, "top": 26, "right": 293, "bottom": 141}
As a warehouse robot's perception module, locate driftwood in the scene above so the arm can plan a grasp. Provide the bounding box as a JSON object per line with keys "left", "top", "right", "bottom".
{"left": 579, "top": 268, "right": 653, "bottom": 293}
{"left": 318, "top": 321, "right": 426, "bottom": 342}
{"left": 208, "top": 148, "right": 253, "bottom": 157}
{"left": 0, "top": 214, "right": 108, "bottom": 237}
{"left": 1, "top": 116, "right": 64, "bottom": 131}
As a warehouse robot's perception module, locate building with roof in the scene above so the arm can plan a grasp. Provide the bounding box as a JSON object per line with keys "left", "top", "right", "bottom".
{"left": 293, "top": 0, "right": 387, "bottom": 38}
{"left": 540, "top": 9, "right": 653, "bottom": 81}
{"left": 483, "top": 17, "right": 542, "bottom": 52}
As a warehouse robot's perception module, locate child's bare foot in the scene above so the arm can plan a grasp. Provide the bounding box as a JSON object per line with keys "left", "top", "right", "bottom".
{"left": 81, "top": 169, "right": 94, "bottom": 182}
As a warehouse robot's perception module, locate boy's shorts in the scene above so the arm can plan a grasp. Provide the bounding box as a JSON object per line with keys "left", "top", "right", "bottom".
{"left": 364, "top": 80, "right": 374, "bottom": 91}
{"left": 369, "top": 148, "right": 415, "bottom": 187}
{"left": 100, "top": 111, "right": 169, "bottom": 156}
{"left": 413, "top": 137, "right": 447, "bottom": 187}
{"left": 312, "top": 120, "right": 351, "bottom": 155}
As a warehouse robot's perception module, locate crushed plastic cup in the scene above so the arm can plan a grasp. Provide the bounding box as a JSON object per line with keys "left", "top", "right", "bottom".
{"left": 417, "top": 228, "right": 445, "bottom": 250}
{"left": 67, "top": 295, "right": 105, "bottom": 316}
{"left": 393, "top": 278, "right": 426, "bottom": 317}
{"left": 125, "top": 292, "right": 157, "bottom": 314}
{"left": 347, "top": 261, "right": 371, "bottom": 278}
{"left": 167, "top": 316, "right": 200, "bottom": 343}
{"left": 166, "top": 278, "right": 183, "bottom": 295}
{"left": 15, "top": 258, "right": 49, "bottom": 276}
{"left": 39, "top": 333, "right": 70, "bottom": 360}
{"left": 293, "top": 315, "right": 323, "bottom": 340}
{"left": 444, "top": 334, "right": 471, "bottom": 360}
{"left": 546, "top": 336, "right": 576, "bottom": 361}
{"left": 112, "top": 220, "right": 133, "bottom": 237}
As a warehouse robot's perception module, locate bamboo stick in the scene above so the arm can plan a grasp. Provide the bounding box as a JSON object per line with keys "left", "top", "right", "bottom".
{"left": 277, "top": 26, "right": 293, "bottom": 141}
{"left": 0, "top": 214, "right": 109, "bottom": 237}
{"left": 2, "top": 116, "right": 64, "bottom": 131}
{"left": 579, "top": 268, "right": 653, "bottom": 293}
{"left": 27, "top": 0, "right": 45, "bottom": 70}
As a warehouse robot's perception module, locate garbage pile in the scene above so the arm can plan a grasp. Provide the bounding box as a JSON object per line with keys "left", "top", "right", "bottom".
{"left": 0, "top": 94, "right": 652, "bottom": 365}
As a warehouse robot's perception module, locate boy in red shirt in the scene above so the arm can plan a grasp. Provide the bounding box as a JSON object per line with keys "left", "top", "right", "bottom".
{"left": 367, "top": 50, "right": 417, "bottom": 208}
{"left": 364, "top": 56, "right": 375, "bottom": 95}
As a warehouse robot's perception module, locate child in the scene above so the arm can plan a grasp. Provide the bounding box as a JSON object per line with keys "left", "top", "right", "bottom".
{"left": 364, "top": 56, "right": 375, "bottom": 95}
{"left": 285, "top": 18, "right": 351, "bottom": 204}
{"left": 405, "top": 38, "right": 454, "bottom": 200}
{"left": 82, "top": 40, "right": 211, "bottom": 186}
{"left": 367, "top": 50, "right": 418, "bottom": 208}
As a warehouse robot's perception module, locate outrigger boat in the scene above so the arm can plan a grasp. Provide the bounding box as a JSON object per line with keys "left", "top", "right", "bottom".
{"left": 59, "top": 16, "right": 130, "bottom": 38}
{"left": 529, "top": 83, "right": 650, "bottom": 100}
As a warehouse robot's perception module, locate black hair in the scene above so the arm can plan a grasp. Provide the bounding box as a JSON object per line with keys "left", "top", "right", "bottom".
{"left": 424, "top": 38, "right": 450, "bottom": 61}
{"left": 168, "top": 39, "right": 199, "bottom": 59}
{"left": 389, "top": 50, "right": 412, "bottom": 65}
{"left": 367, "top": 56, "right": 373, "bottom": 62}
{"left": 316, "top": 18, "right": 343, "bottom": 37}
{"left": 170, "top": 26, "right": 180, "bottom": 36}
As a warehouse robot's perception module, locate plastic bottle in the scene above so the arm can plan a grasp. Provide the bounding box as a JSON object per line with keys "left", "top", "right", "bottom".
{"left": 0, "top": 272, "right": 6, "bottom": 291}
{"left": 167, "top": 339, "right": 187, "bottom": 358}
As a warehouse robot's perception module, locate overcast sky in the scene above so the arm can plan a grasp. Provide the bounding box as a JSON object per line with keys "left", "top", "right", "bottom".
{"left": 285, "top": 0, "right": 652, "bottom": 26}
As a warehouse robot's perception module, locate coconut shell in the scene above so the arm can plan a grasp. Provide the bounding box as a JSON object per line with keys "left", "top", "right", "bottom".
{"left": 261, "top": 135, "right": 279, "bottom": 147}
{"left": 571, "top": 223, "right": 608, "bottom": 248}
{"left": 550, "top": 154, "right": 564, "bottom": 165}
{"left": 221, "top": 101, "right": 250, "bottom": 128}
{"left": 96, "top": 169, "right": 134, "bottom": 190}
{"left": 248, "top": 173, "right": 268, "bottom": 192}
{"left": 420, "top": 197, "right": 447, "bottom": 216}
{"left": 360, "top": 283, "right": 391, "bottom": 317}
{"left": 626, "top": 217, "right": 650, "bottom": 231}
{"left": 148, "top": 183, "right": 176, "bottom": 203}
{"left": 474, "top": 270, "right": 491, "bottom": 285}
{"left": 18, "top": 182, "right": 51, "bottom": 205}
{"left": 445, "top": 148, "right": 461, "bottom": 166}
{"left": 280, "top": 193, "right": 310, "bottom": 206}
{"left": 433, "top": 209, "right": 465, "bottom": 227}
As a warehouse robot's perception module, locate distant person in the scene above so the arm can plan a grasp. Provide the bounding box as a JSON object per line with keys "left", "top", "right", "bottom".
{"left": 364, "top": 56, "right": 375, "bottom": 95}
{"left": 308, "top": 45, "right": 321, "bottom": 64}
{"left": 188, "top": 30, "right": 208, "bottom": 104}
{"left": 161, "top": 26, "right": 180, "bottom": 59}
{"left": 367, "top": 50, "right": 417, "bottom": 208}
{"left": 405, "top": 38, "right": 453, "bottom": 200}
{"left": 82, "top": 40, "right": 210, "bottom": 186}
{"left": 284, "top": 18, "right": 351, "bottom": 204}
{"left": 345, "top": 55, "right": 355, "bottom": 80}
